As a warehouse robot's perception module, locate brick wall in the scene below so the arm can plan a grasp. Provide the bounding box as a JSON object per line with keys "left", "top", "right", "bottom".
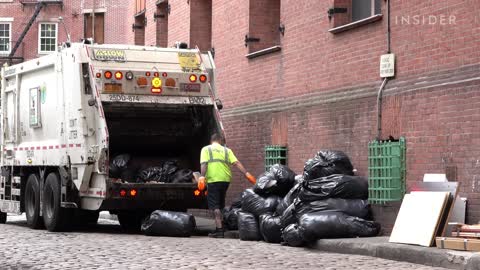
{"left": 0, "top": 0, "right": 135, "bottom": 65}
{"left": 168, "top": 0, "right": 190, "bottom": 46}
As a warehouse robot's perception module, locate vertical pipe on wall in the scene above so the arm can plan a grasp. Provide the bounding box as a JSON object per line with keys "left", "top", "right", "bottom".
{"left": 376, "top": 0, "right": 392, "bottom": 140}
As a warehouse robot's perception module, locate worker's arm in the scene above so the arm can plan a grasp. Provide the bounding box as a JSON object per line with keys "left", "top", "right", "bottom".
{"left": 200, "top": 163, "right": 207, "bottom": 177}
{"left": 233, "top": 161, "right": 256, "bottom": 184}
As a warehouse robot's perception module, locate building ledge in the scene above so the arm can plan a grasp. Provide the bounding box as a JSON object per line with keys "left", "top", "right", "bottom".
{"left": 329, "top": 14, "right": 383, "bottom": 34}
{"left": 246, "top": 45, "right": 281, "bottom": 59}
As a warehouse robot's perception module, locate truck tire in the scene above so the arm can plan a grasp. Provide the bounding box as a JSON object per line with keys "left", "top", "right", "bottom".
{"left": 42, "top": 172, "right": 72, "bottom": 232}
{"left": 118, "top": 212, "right": 148, "bottom": 232}
{"left": 0, "top": 211, "right": 6, "bottom": 224}
{"left": 25, "top": 174, "right": 43, "bottom": 229}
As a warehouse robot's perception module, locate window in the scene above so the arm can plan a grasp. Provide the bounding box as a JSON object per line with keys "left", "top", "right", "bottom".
{"left": 329, "top": 0, "right": 382, "bottom": 33}
{"left": 0, "top": 22, "right": 11, "bottom": 53}
{"left": 84, "top": 13, "right": 105, "bottom": 44}
{"left": 189, "top": 0, "right": 212, "bottom": 51}
{"left": 38, "top": 23, "right": 57, "bottom": 53}
{"left": 246, "top": 0, "right": 281, "bottom": 58}
{"left": 156, "top": 1, "right": 169, "bottom": 47}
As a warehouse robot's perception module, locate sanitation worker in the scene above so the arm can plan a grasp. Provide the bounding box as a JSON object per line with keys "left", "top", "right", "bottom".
{"left": 198, "top": 133, "right": 256, "bottom": 238}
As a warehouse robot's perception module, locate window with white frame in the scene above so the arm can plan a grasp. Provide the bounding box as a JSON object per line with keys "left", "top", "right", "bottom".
{"left": 38, "top": 23, "right": 57, "bottom": 53}
{"left": 0, "top": 22, "right": 11, "bottom": 54}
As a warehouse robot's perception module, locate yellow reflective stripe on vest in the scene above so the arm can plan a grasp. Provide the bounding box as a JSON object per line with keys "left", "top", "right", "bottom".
{"left": 207, "top": 146, "right": 230, "bottom": 164}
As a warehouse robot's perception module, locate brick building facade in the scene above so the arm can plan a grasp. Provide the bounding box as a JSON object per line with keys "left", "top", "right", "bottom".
{"left": 134, "top": 0, "right": 480, "bottom": 231}
{"left": 0, "top": 0, "right": 132, "bottom": 65}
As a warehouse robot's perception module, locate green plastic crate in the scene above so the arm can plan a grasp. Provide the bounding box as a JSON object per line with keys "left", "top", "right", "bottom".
{"left": 368, "top": 137, "right": 406, "bottom": 204}
{"left": 265, "top": 145, "right": 288, "bottom": 172}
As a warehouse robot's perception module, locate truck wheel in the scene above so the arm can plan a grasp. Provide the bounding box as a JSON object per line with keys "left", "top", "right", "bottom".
{"left": 42, "top": 172, "right": 72, "bottom": 232}
{"left": 0, "top": 211, "right": 6, "bottom": 224}
{"left": 118, "top": 212, "right": 148, "bottom": 232}
{"left": 25, "top": 174, "right": 43, "bottom": 229}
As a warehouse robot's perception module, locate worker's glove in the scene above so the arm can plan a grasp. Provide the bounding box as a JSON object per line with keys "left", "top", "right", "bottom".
{"left": 198, "top": 176, "right": 206, "bottom": 191}
{"left": 245, "top": 172, "right": 256, "bottom": 185}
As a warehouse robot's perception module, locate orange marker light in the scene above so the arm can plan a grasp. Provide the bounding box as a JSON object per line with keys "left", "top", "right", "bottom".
{"left": 194, "top": 189, "right": 201, "bottom": 196}
{"left": 130, "top": 189, "right": 137, "bottom": 197}
{"left": 104, "top": 71, "right": 113, "bottom": 79}
{"left": 151, "top": 88, "right": 162, "bottom": 94}
{"left": 199, "top": 75, "right": 207, "bottom": 83}
{"left": 96, "top": 73, "right": 101, "bottom": 78}
{"left": 145, "top": 72, "right": 151, "bottom": 77}
{"left": 162, "top": 72, "right": 168, "bottom": 77}
{"left": 115, "top": 71, "right": 123, "bottom": 80}
{"left": 189, "top": 74, "right": 197, "bottom": 82}
{"left": 119, "top": 189, "right": 127, "bottom": 197}
{"left": 154, "top": 72, "right": 159, "bottom": 77}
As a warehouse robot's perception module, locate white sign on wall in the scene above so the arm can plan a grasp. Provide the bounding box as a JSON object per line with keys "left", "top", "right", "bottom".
{"left": 380, "top": 53, "right": 395, "bottom": 78}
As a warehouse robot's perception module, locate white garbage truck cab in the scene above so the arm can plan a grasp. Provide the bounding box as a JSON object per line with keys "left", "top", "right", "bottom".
{"left": 0, "top": 42, "right": 223, "bottom": 231}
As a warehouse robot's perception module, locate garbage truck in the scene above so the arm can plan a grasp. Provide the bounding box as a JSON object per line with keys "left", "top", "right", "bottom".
{"left": 0, "top": 42, "right": 223, "bottom": 231}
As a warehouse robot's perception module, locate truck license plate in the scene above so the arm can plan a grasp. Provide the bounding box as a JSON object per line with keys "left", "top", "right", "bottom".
{"left": 180, "top": 83, "right": 201, "bottom": 92}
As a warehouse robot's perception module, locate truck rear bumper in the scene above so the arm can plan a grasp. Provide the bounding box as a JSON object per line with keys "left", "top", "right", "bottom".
{"left": 100, "top": 182, "right": 207, "bottom": 211}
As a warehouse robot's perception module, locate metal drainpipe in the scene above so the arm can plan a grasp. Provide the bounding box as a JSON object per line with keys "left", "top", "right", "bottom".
{"left": 376, "top": 0, "right": 391, "bottom": 141}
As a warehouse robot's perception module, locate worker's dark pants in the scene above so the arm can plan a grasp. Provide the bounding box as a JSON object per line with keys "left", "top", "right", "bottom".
{"left": 207, "top": 182, "right": 230, "bottom": 210}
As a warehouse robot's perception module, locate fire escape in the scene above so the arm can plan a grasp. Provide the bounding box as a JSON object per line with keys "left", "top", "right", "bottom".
{"left": 4, "top": 0, "right": 63, "bottom": 65}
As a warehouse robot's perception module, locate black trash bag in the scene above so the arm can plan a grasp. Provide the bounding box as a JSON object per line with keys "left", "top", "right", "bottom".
{"left": 254, "top": 164, "right": 296, "bottom": 196}
{"left": 172, "top": 169, "right": 193, "bottom": 183}
{"left": 109, "top": 154, "right": 131, "bottom": 178}
{"left": 241, "top": 189, "right": 281, "bottom": 217}
{"left": 223, "top": 207, "right": 241, "bottom": 230}
{"left": 280, "top": 202, "right": 298, "bottom": 228}
{"left": 230, "top": 194, "right": 243, "bottom": 209}
{"left": 161, "top": 161, "right": 179, "bottom": 182}
{"left": 299, "top": 174, "right": 368, "bottom": 201}
{"left": 238, "top": 211, "right": 261, "bottom": 241}
{"left": 303, "top": 150, "right": 354, "bottom": 180}
{"left": 141, "top": 210, "right": 196, "bottom": 237}
{"left": 294, "top": 198, "right": 371, "bottom": 220}
{"left": 138, "top": 166, "right": 164, "bottom": 183}
{"left": 294, "top": 175, "right": 304, "bottom": 185}
{"left": 259, "top": 214, "right": 282, "bottom": 243}
{"left": 299, "top": 212, "right": 380, "bottom": 241}
{"left": 282, "top": 223, "right": 305, "bottom": 247}
{"left": 275, "top": 183, "right": 302, "bottom": 216}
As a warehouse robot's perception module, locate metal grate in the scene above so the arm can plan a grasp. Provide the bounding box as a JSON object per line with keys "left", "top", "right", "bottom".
{"left": 368, "top": 137, "right": 406, "bottom": 204}
{"left": 265, "top": 145, "right": 287, "bottom": 172}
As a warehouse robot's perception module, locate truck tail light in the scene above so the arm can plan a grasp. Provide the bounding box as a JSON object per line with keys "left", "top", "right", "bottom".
{"left": 194, "top": 189, "right": 201, "bottom": 196}
{"left": 162, "top": 72, "right": 168, "bottom": 77}
{"left": 199, "top": 75, "right": 207, "bottom": 83}
{"left": 96, "top": 73, "right": 101, "bottom": 78}
{"left": 120, "top": 189, "right": 127, "bottom": 197}
{"left": 129, "top": 189, "right": 137, "bottom": 197}
{"left": 114, "top": 71, "right": 123, "bottom": 80}
{"left": 165, "top": 78, "right": 176, "bottom": 87}
{"left": 137, "top": 77, "right": 148, "bottom": 87}
{"left": 104, "top": 71, "right": 113, "bottom": 79}
{"left": 145, "top": 72, "right": 151, "bottom": 77}
{"left": 189, "top": 74, "right": 197, "bottom": 82}
{"left": 151, "top": 88, "right": 162, "bottom": 94}
{"left": 154, "top": 72, "right": 159, "bottom": 77}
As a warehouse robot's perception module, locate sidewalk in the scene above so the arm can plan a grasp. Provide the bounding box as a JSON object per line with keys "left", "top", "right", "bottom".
{"left": 100, "top": 213, "right": 480, "bottom": 269}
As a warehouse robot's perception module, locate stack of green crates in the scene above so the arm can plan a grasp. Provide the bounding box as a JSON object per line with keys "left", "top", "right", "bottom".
{"left": 368, "top": 137, "right": 406, "bottom": 204}
{"left": 265, "top": 145, "right": 288, "bottom": 172}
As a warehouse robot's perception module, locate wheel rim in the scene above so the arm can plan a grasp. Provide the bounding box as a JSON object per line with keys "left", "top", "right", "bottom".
{"left": 25, "top": 183, "right": 35, "bottom": 218}
{"left": 45, "top": 185, "right": 54, "bottom": 219}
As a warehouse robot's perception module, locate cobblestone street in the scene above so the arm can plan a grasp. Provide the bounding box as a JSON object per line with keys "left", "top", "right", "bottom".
{"left": 0, "top": 215, "right": 447, "bottom": 270}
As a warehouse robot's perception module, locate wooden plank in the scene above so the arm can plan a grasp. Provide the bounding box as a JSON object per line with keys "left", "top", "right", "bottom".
{"left": 389, "top": 192, "right": 449, "bottom": 247}
{"left": 436, "top": 237, "right": 480, "bottom": 252}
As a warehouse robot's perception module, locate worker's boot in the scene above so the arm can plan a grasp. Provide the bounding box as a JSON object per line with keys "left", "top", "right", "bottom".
{"left": 208, "top": 228, "right": 224, "bottom": 238}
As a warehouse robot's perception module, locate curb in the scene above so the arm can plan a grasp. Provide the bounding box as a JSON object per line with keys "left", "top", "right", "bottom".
{"left": 312, "top": 237, "right": 480, "bottom": 270}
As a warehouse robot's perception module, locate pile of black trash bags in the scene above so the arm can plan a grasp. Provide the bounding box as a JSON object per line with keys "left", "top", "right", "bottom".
{"left": 141, "top": 210, "right": 196, "bottom": 237}
{"left": 109, "top": 154, "right": 193, "bottom": 184}
{"left": 223, "top": 150, "right": 380, "bottom": 247}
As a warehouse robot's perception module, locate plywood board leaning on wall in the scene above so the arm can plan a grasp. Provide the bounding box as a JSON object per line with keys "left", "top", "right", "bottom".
{"left": 389, "top": 192, "right": 449, "bottom": 247}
